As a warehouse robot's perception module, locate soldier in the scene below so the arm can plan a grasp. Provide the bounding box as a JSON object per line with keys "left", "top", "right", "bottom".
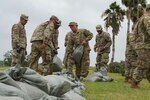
{"left": 29, "top": 15, "right": 61, "bottom": 75}
{"left": 131, "top": 4, "right": 150, "bottom": 88}
{"left": 124, "top": 31, "right": 137, "bottom": 83}
{"left": 94, "top": 25, "right": 112, "bottom": 71}
{"left": 66, "top": 22, "right": 93, "bottom": 79}
{"left": 11, "top": 14, "right": 28, "bottom": 66}
{"left": 63, "top": 32, "right": 72, "bottom": 69}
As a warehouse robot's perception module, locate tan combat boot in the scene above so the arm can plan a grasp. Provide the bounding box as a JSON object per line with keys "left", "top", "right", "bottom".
{"left": 130, "top": 80, "right": 140, "bottom": 89}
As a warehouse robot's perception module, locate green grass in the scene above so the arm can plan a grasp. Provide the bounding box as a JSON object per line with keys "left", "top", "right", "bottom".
{"left": 84, "top": 70, "right": 150, "bottom": 100}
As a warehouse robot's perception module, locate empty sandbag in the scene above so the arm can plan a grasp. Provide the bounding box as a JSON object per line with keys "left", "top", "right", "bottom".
{"left": 73, "top": 45, "right": 84, "bottom": 65}
{"left": 53, "top": 55, "right": 63, "bottom": 72}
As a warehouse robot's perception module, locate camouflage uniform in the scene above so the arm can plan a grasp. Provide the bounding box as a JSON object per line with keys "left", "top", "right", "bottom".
{"left": 131, "top": 5, "right": 150, "bottom": 88}
{"left": 124, "top": 32, "right": 137, "bottom": 81}
{"left": 11, "top": 14, "right": 28, "bottom": 66}
{"left": 67, "top": 22, "right": 93, "bottom": 78}
{"left": 94, "top": 25, "right": 112, "bottom": 70}
{"left": 63, "top": 32, "right": 72, "bottom": 68}
{"left": 29, "top": 21, "right": 55, "bottom": 75}
{"left": 41, "top": 29, "right": 59, "bottom": 65}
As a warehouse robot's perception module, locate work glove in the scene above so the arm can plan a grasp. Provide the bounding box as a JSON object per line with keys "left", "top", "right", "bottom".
{"left": 53, "top": 49, "right": 58, "bottom": 54}
{"left": 16, "top": 47, "right": 23, "bottom": 54}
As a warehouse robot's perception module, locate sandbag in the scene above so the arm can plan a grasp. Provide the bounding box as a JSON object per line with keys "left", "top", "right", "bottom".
{"left": 73, "top": 45, "right": 84, "bottom": 65}
{"left": 61, "top": 90, "right": 86, "bottom": 100}
{"left": 44, "top": 75, "right": 71, "bottom": 96}
{"left": 17, "top": 82, "right": 49, "bottom": 100}
{"left": 0, "top": 96, "right": 24, "bottom": 100}
{"left": 0, "top": 83, "right": 32, "bottom": 100}
{"left": 53, "top": 55, "right": 63, "bottom": 72}
{"left": 20, "top": 68, "right": 49, "bottom": 94}
{"left": 0, "top": 72, "right": 21, "bottom": 89}
{"left": 99, "top": 67, "right": 107, "bottom": 76}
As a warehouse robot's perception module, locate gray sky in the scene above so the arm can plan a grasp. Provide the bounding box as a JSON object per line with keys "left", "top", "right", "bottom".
{"left": 0, "top": 0, "right": 150, "bottom": 66}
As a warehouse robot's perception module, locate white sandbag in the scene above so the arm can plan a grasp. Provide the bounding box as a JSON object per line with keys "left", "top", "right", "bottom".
{"left": 0, "top": 83, "right": 32, "bottom": 100}
{"left": 99, "top": 67, "right": 107, "bottom": 76}
{"left": 0, "top": 72, "right": 21, "bottom": 89}
{"left": 17, "top": 82, "right": 48, "bottom": 100}
{"left": 21, "top": 68, "right": 49, "bottom": 94}
{"left": 53, "top": 55, "right": 63, "bottom": 72}
{"left": 61, "top": 90, "right": 86, "bottom": 100}
{"left": 44, "top": 75, "right": 71, "bottom": 97}
{"left": 0, "top": 96, "right": 24, "bottom": 100}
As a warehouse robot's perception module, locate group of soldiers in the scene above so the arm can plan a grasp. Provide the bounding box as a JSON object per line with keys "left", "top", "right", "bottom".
{"left": 124, "top": 4, "right": 150, "bottom": 88}
{"left": 11, "top": 14, "right": 112, "bottom": 80}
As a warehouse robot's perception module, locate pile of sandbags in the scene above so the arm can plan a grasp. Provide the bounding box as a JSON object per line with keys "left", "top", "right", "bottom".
{"left": 0, "top": 67, "right": 86, "bottom": 100}
{"left": 84, "top": 67, "right": 113, "bottom": 82}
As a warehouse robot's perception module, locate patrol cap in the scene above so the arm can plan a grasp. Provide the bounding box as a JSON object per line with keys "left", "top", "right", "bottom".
{"left": 68, "top": 22, "right": 78, "bottom": 26}
{"left": 50, "top": 15, "right": 59, "bottom": 22}
{"left": 146, "top": 4, "right": 150, "bottom": 11}
{"left": 20, "top": 14, "right": 28, "bottom": 21}
{"left": 96, "top": 24, "right": 102, "bottom": 30}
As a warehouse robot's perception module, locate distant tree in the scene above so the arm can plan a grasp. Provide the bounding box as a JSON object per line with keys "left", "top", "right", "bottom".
{"left": 3, "top": 50, "right": 29, "bottom": 67}
{"left": 3, "top": 50, "right": 13, "bottom": 66}
{"left": 101, "top": 1, "right": 125, "bottom": 63}
{"left": 122, "top": 0, "right": 146, "bottom": 33}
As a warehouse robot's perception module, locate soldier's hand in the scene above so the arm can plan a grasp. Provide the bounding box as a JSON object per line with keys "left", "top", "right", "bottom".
{"left": 40, "top": 43, "right": 45, "bottom": 49}
{"left": 82, "top": 40, "right": 87, "bottom": 46}
{"left": 16, "top": 47, "right": 23, "bottom": 54}
{"left": 53, "top": 49, "right": 58, "bottom": 54}
{"left": 94, "top": 47, "right": 97, "bottom": 52}
{"left": 100, "top": 47, "right": 106, "bottom": 52}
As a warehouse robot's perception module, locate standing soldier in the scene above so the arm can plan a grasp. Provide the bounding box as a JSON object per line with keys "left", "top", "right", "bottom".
{"left": 29, "top": 15, "right": 61, "bottom": 75}
{"left": 11, "top": 14, "right": 28, "bottom": 66}
{"left": 63, "top": 32, "right": 72, "bottom": 69}
{"left": 131, "top": 4, "right": 150, "bottom": 88}
{"left": 67, "top": 22, "right": 93, "bottom": 79}
{"left": 124, "top": 30, "right": 137, "bottom": 83}
{"left": 94, "top": 25, "right": 112, "bottom": 71}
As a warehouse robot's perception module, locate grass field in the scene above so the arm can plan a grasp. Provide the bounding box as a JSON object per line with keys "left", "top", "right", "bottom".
{"left": 84, "top": 69, "right": 150, "bottom": 100}
{"left": 1, "top": 66, "right": 150, "bottom": 100}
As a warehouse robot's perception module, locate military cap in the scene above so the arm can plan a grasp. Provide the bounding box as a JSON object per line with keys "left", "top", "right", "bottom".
{"left": 68, "top": 22, "right": 78, "bottom": 26}
{"left": 146, "top": 4, "right": 150, "bottom": 11}
{"left": 96, "top": 24, "right": 102, "bottom": 30}
{"left": 20, "top": 14, "right": 28, "bottom": 21}
{"left": 50, "top": 15, "right": 59, "bottom": 22}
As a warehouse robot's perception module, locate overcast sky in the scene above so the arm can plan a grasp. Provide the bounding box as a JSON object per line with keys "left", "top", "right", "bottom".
{"left": 1, "top": 0, "right": 150, "bottom": 66}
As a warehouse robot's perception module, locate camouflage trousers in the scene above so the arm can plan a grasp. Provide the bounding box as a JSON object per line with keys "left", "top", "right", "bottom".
{"left": 96, "top": 52, "right": 109, "bottom": 69}
{"left": 133, "top": 49, "right": 150, "bottom": 83}
{"left": 63, "top": 46, "right": 71, "bottom": 69}
{"left": 29, "top": 41, "right": 52, "bottom": 75}
{"left": 125, "top": 50, "right": 137, "bottom": 79}
{"left": 67, "top": 47, "right": 90, "bottom": 78}
{"left": 41, "top": 49, "right": 55, "bottom": 75}
{"left": 11, "top": 49, "right": 26, "bottom": 66}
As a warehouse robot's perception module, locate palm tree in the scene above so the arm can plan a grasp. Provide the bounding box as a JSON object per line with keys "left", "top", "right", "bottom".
{"left": 101, "top": 1, "right": 125, "bottom": 63}
{"left": 122, "top": 0, "right": 146, "bottom": 32}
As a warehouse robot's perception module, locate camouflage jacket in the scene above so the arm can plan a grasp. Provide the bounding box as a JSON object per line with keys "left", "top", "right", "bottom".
{"left": 64, "top": 32, "right": 72, "bottom": 47}
{"left": 11, "top": 22, "right": 27, "bottom": 49}
{"left": 125, "top": 32, "right": 136, "bottom": 56}
{"left": 94, "top": 31, "right": 112, "bottom": 53}
{"left": 31, "top": 21, "right": 57, "bottom": 50}
{"left": 30, "top": 21, "right": 49, "bottom": 42}
{"left": 67, "top": 28, "right": 93, "bottom": 54}
{"left": 134, "top": 14, "right": 150, "bottom": 50}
